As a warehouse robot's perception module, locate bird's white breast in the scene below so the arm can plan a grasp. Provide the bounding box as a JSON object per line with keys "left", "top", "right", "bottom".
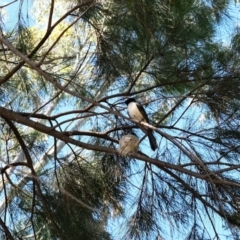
{"left": 127, "top": 102, "right": 146, "bottom": 122}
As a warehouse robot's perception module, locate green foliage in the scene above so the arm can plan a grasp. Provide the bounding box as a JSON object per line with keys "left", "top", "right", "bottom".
{"left": 1, "top": 0, "right": 240, "bottom": 239}
{"left": 15, "top": 24, "right": 34, "bottom": 54}
{"left": 16, "top": 159, "right": 125, "bottom": 240}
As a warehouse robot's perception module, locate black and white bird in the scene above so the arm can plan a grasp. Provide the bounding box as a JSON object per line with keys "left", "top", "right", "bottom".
{"left": 125, "top": 98, "right": 157, "bottom": 151}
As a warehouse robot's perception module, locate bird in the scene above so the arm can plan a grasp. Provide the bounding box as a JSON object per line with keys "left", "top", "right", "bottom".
{"left": 125, "top": 98, "right": 157, "bottom": 151}
{"left": 118, "top": 134, "right": 139, "bottom": 156}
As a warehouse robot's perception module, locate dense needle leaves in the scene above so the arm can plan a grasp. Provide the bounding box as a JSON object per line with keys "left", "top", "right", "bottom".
{"left": 1, "top": 0, "right": 240, "bottom": 239}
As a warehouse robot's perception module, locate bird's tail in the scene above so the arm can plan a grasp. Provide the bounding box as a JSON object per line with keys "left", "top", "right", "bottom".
{"left": 147, "top": 129, "right": 157, "bottom": 151}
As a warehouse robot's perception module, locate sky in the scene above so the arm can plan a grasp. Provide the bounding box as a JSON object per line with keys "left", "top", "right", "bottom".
{"left": 1, "top": 0, "right": 34, "bottom": 28}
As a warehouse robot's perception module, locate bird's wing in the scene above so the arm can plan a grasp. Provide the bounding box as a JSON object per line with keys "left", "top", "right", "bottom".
{"left": 136, "top": 102, "right": 149, "bottom": 123}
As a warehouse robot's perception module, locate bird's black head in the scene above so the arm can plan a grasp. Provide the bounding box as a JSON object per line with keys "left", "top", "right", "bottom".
{"left": 125, "top": 98, "right": 136, "bottom": 105}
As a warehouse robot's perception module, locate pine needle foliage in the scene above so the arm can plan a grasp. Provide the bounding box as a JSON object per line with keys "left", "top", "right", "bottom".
{"left": 1, "top": 0, "right": 240, "bottom": 239}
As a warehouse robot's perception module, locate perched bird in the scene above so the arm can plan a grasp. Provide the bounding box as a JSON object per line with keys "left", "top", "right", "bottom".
{"left": 125, "top": 98, "right": 157, "bottom": 151}
{"left": 118, "top": 134, "right": 139, "bottom": 156}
